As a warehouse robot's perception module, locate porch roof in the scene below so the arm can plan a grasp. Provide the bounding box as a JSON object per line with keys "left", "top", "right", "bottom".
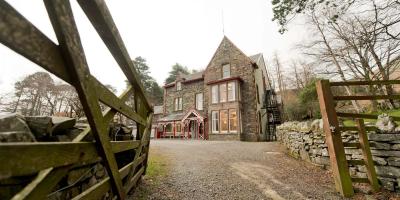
{"left": 157, "top": 109, "right": 206, "bottom": 123}
{"left": 157, "top": 112, "right": 186, "bottom": 122}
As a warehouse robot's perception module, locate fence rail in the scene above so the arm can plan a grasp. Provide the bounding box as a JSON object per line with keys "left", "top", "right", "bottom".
{"left": 0, "top": 1, "right": 153, "bottom": 199}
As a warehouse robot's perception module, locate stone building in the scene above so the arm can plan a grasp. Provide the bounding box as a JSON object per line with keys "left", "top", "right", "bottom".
{"left": 156, "top": 36, "right": 272, "bottom": 141}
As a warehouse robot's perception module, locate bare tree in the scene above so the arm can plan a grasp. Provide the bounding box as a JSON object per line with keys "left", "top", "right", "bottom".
{"left": 301, "top": 11, "right": 363, "bottom": 112}
{"left": 4, "top": 71, "right": 96, "bottom": 118}
{"left": 272, "top": 53, "right": 287, "bottom": 101}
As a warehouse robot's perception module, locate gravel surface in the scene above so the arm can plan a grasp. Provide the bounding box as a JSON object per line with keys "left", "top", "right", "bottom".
{"left": 132, "top": 140, "right": 346, "bottom": 200}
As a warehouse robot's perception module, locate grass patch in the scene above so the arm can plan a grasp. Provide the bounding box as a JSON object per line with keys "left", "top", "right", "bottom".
{"left": 145, "top": 150, "right": 167, "bottom": 179}
{"left": 342, "top": 109, "right": 400, "bottom": 126}
{"left": 130, "top": 148, "right": 168, "bottom": 199}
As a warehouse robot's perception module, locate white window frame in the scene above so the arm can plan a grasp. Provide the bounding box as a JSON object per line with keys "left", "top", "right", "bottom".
{"left": 222, "top": 64, "right": 230, "bottom": 78}
{"left": 178, "top": 97, "right": 183, "bottom": 110}
{"left": 229, "top": 109, "right": 238, "bottom": 133}
{"left": 176, "top": 81, "right": 182, "bottom": 91}
{"left": 211, "top": 85, "right": 219, "bottom": 104}
{"left": 227, "top": 81, "right": 236, "bottom": 101}
{"left": 219, "top": 84, "right": 227, "bottom": 103}
{"left": 174, "top": 98, "right": 179, "bottom": 111}
{"left": 211, "top": 111, "right": 219, "bottom": 133}
{"left": 174, "top": 97, "right": 183, "bottom": 111}
{"left": 220, "top": 110, "right": 229, "bottom": 133}
{"left": 195, "top": 93, "right": 203, "bottom": 110}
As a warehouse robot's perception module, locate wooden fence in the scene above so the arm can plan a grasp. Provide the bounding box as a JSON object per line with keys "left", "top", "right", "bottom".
{"left": 0, "top": 1, "right": 153, "bottom": 199}
{"left": 315, "top": 79, "right": 400, "bottom": 196}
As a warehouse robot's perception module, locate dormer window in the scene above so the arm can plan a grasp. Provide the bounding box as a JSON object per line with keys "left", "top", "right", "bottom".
{"left": 176, "top": 81, "right": 182, "bottom": 91}
{"left": 222, "top": 64, "right": 230, "bottom": 78}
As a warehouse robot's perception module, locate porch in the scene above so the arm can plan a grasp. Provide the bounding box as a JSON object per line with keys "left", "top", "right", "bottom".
{"left": 155, "top": 109, "right": 208, "bottom": 140}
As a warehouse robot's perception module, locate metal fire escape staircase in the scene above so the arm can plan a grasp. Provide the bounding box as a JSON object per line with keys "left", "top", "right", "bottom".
{"left": 262, "top": 89, "right": 282, "bottom": 141}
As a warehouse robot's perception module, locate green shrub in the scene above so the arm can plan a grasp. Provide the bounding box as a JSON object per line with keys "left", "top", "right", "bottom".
{"left": 283, "top": 79, "right": 321, "bottom": 121}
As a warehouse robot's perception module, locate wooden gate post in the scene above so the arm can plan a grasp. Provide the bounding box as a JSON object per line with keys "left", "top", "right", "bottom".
{"left": 316, "top": 80, "right": 354, "bottom": 197}
{"left": 356, "top": 119, "right": 380, "bottom": 191}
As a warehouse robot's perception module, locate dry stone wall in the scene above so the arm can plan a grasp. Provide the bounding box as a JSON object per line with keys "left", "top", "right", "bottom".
{"left": 277, "top": 118, "right": 400, "bottom": 192}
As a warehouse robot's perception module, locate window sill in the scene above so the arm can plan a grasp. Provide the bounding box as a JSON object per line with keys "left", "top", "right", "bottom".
{"left": 210, "top": 100, "right": 238, "bottom": 105}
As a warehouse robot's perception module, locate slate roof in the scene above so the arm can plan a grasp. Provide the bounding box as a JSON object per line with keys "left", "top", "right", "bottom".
{"left": 249, "top": 53, "right": 262, "bottom": 63}
{"left": 157, "top": 112, "right": 186, "bottom": 122}
{"left": 182, "top": 71, "right": 204, "bottom": 81}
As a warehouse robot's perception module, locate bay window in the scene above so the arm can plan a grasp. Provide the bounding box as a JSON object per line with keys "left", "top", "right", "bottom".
{"left": 219, "top": 84, "right": 227, "bottom": 102}
{"left": 220, "top": 110, "right": 228, "bottom": 133}
{"left": 229, "top": 109, "right": 238, "bottom": 132}
{"left": 212, "top": 111, "right": 219, "bottom": 133}
{"left": 211, "top": 109, "right": 238, "bottom": 134}
{"left": 227, "top": 82, "right": 236, "bottom": 101}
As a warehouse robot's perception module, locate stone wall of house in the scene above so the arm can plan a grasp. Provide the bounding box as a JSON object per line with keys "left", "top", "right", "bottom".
{"left": 277, "top": 118, "right": 400, "bottom": 192}
{"left": 164, "top": 79, "right": 205, "bottom": 115}
{"left": 203, "top": 37, "right": 259, "bottom": 141}
{"left": 209, "top": 133, "right": 240, "bottom": 141}
{"left": 0, "top": 114, "right": 136, "bottom": 199}
{"left": 252, "top": 54, "right": 270, "bottom": 141}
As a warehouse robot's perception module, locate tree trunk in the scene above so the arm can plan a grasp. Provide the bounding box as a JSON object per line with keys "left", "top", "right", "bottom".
{"left": 29, "top": 91, "right": 39, "bottom": 116}
{"left": 313, "top": 14, "right": 362, "bottom": 113}
{"left": 13, "top": 93, "right": 22, "bottom": 113}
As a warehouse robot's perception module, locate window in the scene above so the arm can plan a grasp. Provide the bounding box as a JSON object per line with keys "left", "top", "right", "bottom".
{"left": 165, "top": 124, "right": 172, "bottom": 132}
{"left": 219, "top": 84, "right": 227, "bottom": 102}
{"left": 256, "top": 84, "right": 260, "bottom": 104}
{"left": 174, "top": 97, "right": 183, "bottom": 111}
{"left": 227, "top": 82, "right": 236, "bottom": 101}
{"left": 220, "top": 110, "right": 228, "bottom": 133}
{"left": 211, "top": 85, "right": 218, "bottom": 103}
{"left": 176, "top": 123, "right": 181, "bottom": 132}
{"left": 212, "top": 82, "right": 237, "bottom": 104}
{"left": 195, "top": 93, "right": 203, "bottom": 110}
{"left": 262, "top": 74, "right": 266, "bottom": 91}
{"left": 212, "top": 111, "right": 219, "bottom": 133}
{"left": 222, "top": 64, "right": 230, "bottom": 78}
{"left": 176, "top": 82, "right": 181, "bottom": 91}
{"left": 229, "top": 109, "right": 238, "bottom": 132}
{"left": 174, "top": 98, "right": 178, "bottom": 111}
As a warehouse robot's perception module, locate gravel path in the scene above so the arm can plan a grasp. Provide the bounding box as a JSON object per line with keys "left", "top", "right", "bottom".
{"left": 134, "top": 140, "right": 344, "bottom": 200}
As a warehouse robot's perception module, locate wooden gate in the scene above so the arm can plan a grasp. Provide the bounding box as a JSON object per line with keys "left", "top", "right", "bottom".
{"left": 315, "top": 79, "right": 395, "bottom": 197}
{"left": 0, "top": 1, "right": 153, "bottom": 199}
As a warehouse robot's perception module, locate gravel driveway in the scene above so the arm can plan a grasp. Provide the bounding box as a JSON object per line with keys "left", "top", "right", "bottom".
{"left": 133, "top": 140, "right": 343, "bottom": 200}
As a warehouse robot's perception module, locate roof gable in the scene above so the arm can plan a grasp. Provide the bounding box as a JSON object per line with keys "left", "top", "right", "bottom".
{"left": 205, "top": 36, "right": 255, "bottom": 71}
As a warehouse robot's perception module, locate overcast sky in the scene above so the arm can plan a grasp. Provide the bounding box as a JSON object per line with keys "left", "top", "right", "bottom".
{"left": 1, "top": 0, "right": 306, "bottom": 95}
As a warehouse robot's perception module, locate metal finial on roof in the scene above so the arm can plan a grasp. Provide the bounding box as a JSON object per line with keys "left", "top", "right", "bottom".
{"left": 221, "top": 9, "right": 225, "bottom": 36}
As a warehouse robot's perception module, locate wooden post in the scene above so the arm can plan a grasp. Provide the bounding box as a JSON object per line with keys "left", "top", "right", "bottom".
{"left": 196, "top": 120, "right": 200, "bottom": 139}
{"left": 356, "top": 119, "right": 380, "bottom": 191}
{"left": 163, "top": 125, "right": 165, "bottom": 138}
{"left": 316, "top": 80, "right": 354, "bottom": 197}
{"left": 173, "top": 121, "right": 176, "bottom": 139}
